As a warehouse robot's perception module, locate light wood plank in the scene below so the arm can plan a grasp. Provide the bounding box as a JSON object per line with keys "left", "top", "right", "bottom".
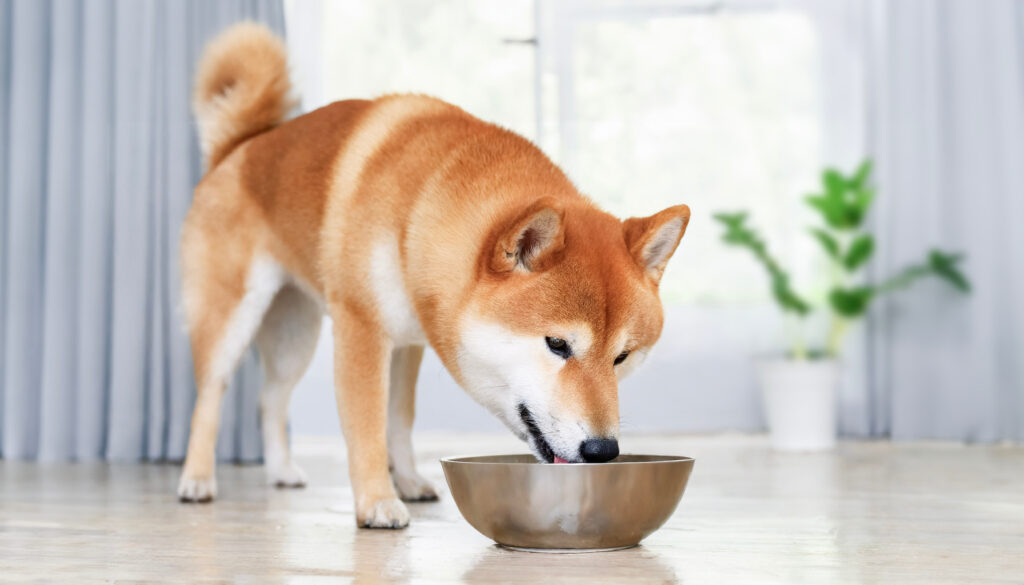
{"left": 1, "top": 433, "right": 1022, "bottom": 584}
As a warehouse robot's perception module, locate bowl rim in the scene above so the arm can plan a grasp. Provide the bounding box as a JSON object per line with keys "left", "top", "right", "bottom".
{"left": 440, "top": 454, "right": 694, "bottom": 466}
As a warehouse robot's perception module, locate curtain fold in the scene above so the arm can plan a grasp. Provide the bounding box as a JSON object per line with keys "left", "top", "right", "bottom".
{"left": 0, "top": 0, "right": 286, "bottom": 461}
{"left": 867, "top": 0, "right": 1024, "bottom": 441}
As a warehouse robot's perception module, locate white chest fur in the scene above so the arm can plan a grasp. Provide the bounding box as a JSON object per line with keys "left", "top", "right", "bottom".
{"left": 369, "top": 238, "right": 428, "bottom": 346}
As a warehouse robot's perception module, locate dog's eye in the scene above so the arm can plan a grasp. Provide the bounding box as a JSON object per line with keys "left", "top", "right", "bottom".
{"left": 614, "top": 351, "right": 630, "bottom": 366}
{"left": 545, "top": 337, "right": 572, "bottom": 359}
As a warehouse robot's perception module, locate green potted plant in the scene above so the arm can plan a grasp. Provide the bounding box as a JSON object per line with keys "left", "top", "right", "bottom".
{"left": 714, "top": 160, "right": 970, "bottom": 450}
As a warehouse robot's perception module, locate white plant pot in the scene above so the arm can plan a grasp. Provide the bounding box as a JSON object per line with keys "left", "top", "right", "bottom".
{"left": 756, "top": 358, "right": 839, "bottom": 451}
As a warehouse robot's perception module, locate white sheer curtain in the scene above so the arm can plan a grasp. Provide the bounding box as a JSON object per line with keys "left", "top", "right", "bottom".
{"left": 866, "top": 0, "right": 1024, "bottom": 441}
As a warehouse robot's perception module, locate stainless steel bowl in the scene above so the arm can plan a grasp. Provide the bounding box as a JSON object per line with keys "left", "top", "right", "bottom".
{"left": 441, "top": 454, "right": 694, "bottom": 552}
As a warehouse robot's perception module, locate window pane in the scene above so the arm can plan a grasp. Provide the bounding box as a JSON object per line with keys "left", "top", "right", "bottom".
{"left": 320, "top": 0, "right": 536, "bottom": 140}
{"left": 568, "top": 12, "right": 821, "bottom": 304}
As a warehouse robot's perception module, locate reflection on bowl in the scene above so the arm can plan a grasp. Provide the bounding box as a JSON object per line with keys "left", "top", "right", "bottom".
{"left": 441, "top": 454, "right": 694, "bottom": 552}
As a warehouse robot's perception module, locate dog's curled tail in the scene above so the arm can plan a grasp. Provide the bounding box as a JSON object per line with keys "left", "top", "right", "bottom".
{"left": 193, "top": 22, "right": 294, "bottom": 169}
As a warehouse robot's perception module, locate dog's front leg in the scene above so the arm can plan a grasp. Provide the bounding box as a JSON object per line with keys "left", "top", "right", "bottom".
{"left": 331, "top": 301, "right": 409, "bottom": 528}
{"left": 388, "top": 345, "right": 438, "bottom": 502}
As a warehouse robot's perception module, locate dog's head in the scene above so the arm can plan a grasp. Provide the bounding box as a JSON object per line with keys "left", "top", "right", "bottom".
{"left": 454, "top": 197, "right": 689, "bottom": 463}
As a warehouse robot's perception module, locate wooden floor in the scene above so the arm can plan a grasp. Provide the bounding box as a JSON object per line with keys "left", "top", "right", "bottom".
{"left": 1, "top": 433, "right": 1022, "bottom": 584}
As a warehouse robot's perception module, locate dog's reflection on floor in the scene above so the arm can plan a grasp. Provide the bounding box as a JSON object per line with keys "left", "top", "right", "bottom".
{"left": 349, "top": 528, "right": 413, "bottom": 585}
{"left": 460, "top": 545, "right": 680, "bottom": 585}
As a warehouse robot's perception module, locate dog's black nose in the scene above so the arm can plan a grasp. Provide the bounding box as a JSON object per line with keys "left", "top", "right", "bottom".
{"left": 580, "top": 438, "right": 619, "bottom": 463}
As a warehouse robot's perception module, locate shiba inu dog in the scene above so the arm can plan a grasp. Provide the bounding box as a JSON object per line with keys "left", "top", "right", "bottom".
{"left": 178, "top": 22, "right": 690, "bottom": 528}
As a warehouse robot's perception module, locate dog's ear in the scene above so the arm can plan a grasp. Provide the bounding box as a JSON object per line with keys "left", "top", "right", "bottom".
{"left": 622, "top": 204, "right": 690, "bottom": 283}
{"left": 490, "top": 197, "right": 566, "bottom": 273}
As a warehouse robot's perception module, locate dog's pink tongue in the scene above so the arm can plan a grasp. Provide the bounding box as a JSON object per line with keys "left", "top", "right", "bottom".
{"left": 554, "top": 456, "right": 569, "bottom": 464}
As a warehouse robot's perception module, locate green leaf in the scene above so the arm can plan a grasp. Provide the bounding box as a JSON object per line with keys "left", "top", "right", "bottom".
{"left": 808, "top": 161, "right": 876, "bottom": 230}
{"left": 713, "top": 213, "right": 746, "bottom": 244}
{"left": 850, "top": 159, "right": 873, "bottom": 189}
{"left": 810, "top": 228, "right": 840, "bottom": 260}
{"left": 805, "top": 194, "right": 845, "bottom": 229}
{"left": 829, "top": 286, "right": 874, "bottom": 318}
{"left": 773, "top": 277, "right": 811, "bottom": 316}
{"left": 843, "top": 206, "right": 865, "bottom": 230}
{"left": 823, "top": 168, "right": 845, "bottom": 196}
{"left": 875, "top": 250, "right": 971, "bottom": 298}
{"left": 713, "top": 212, "right": 747, "bottom": 227}
{"left": 843, "top": 234, "right": 874, "bottom": 271}
{"left": 714, "top": 210, "right": 812, "bottom": 316}
{"left": 852, "top": 187, "right": 875, "bottom": 218}
{"left": 928, "top": 250, "right": 971, "bottom": 292}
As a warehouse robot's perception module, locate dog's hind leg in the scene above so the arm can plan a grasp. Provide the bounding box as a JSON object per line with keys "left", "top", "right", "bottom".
{"left": 254, "top": 285, "right": 322, "bottom": 488}
{"left": 387, "top": 345, "right": 438, "bottom": 502}
{"left": 178, "top": 251, "right": 284, "bottom": 503}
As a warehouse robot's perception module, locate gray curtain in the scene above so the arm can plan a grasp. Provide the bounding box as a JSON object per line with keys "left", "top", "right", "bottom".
{"left": 866, "top": 0, "right": 1024, "bottom": 441}
{"left": 0, "top": 0, "right": 286, "bottom": 461}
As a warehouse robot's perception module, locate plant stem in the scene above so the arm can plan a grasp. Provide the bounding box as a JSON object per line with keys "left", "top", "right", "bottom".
{"left": 790, "top": 316, "right": 808, "bottom": 360}
{"left": 825, "top": 231, "right": 850, "bottom": 359}
{"left": 826, "top": 314, "right": 847, "bottom": 358}
{"left": 876, "top": 264, "right": 931, "bottom": 295}
{"left": 792, "top": 338, "right": 807, "bottom": 360}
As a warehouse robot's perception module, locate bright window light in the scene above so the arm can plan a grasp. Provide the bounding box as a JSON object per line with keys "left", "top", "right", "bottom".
{"left": 558, "top": 10, "right": 822, "bottom": 304}
{"left": 303, "top": 1, "right": 822, "bottom": 306}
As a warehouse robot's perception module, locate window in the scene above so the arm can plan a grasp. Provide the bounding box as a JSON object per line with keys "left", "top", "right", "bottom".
{"left": 538, "top": 1, "right": 822, "bottom": 304}
{"left": 303, "top": 0, "right": 536, "bottom": 140}
{"left": 284, "top": 0, "right": 830, "bottom": 434}
{"left": 296, "top": 0, "right": 823, "bottom": 306}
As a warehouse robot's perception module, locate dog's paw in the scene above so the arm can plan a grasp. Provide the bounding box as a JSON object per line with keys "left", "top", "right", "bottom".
{"left": 178, "top": 474, "right": 217, "bottom": 503}
{"left": 393, "top": 471, "right": 439, "bottom": 502}
{"left": 358, "top": 497, "right": 410, "bottom": 529}
{"left": 267, "top": 460, "right": 307, "bottom": 488}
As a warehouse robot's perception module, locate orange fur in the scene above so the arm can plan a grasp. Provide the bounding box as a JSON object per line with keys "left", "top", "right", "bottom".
{"left": 178, "top": 24, "right": 690, "bottom": 527}
{"left": 193, "top": 22, "right": 295, "bottom": 168}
